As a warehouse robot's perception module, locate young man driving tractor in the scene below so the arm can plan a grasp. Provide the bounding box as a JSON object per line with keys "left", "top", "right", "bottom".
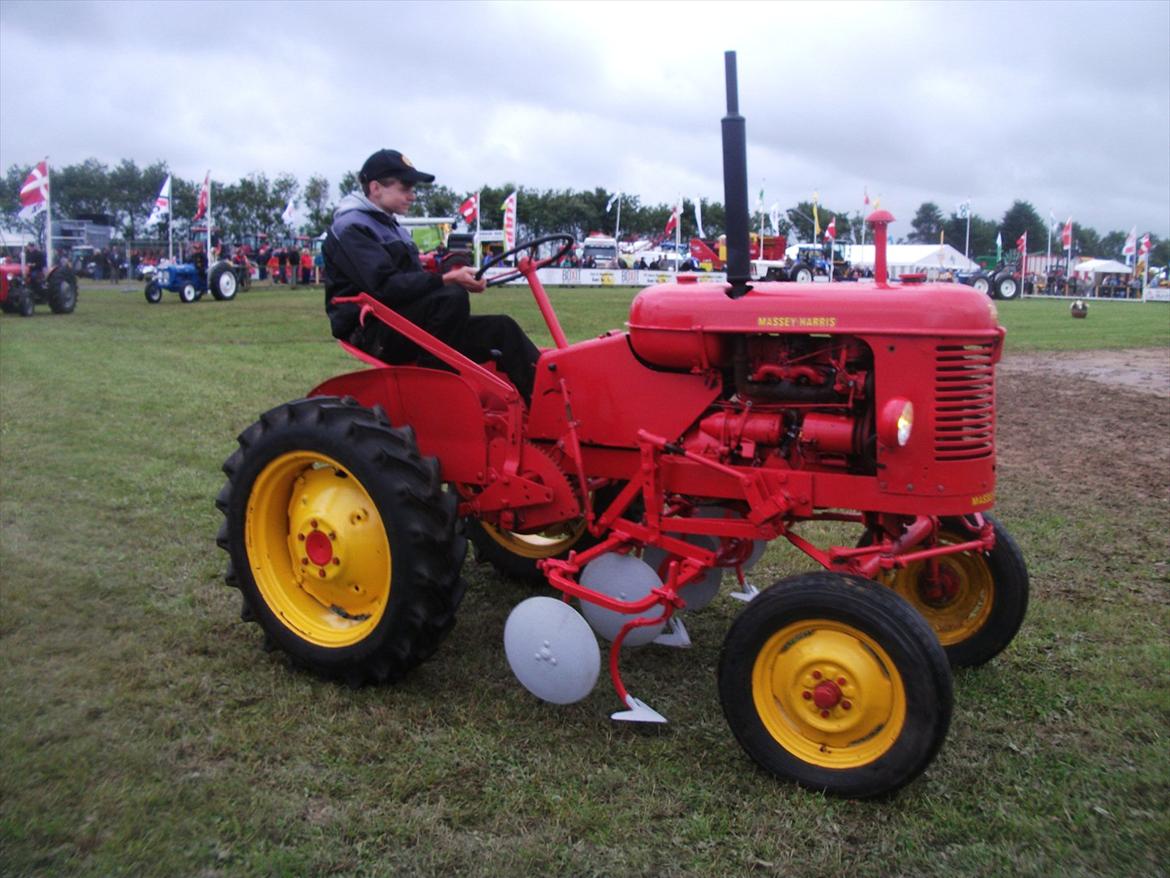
{"left": 322, "top": 149, "right": 540, "bottom": 401}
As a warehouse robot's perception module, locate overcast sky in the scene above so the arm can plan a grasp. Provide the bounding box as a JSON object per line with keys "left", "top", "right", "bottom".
{"left": 1, "top": 0, "right": 1167, "bottom": 238}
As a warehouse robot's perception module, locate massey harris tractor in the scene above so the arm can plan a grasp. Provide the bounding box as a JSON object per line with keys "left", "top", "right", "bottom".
{"left": 0, "top": 261, "right": 78, "bottom": 317}
{"left": 217, "top": 54, "right": 1028, "bottom": 798}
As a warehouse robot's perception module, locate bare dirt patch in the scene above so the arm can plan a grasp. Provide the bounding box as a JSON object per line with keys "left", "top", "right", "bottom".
{"left": 998, "top": 347, "right": 1170, "bottom": 398}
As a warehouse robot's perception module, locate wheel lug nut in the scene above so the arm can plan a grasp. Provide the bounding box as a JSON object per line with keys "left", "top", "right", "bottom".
{"left": 812, "top": 670, "right": 822, "bottom": 680}
{"left": 301, "top": 558, "right": 308, "bottom": 566}
{"left": 842, "top": 701, "right": 852, "bottom": 710}
{"left": 318, "top": 569, "right": 326, "bottom": 578}
{"left": 310, "top": 519, "right": 318, "bottom": 529}
{"left": 802, "top": 691, "right": 812, "bottom": 700}
{"left": 297, "top": 533, "right": 306, "bottom": 542}
{"left": 820, "top": 709, "right": 830, "bottom": 718}
{"left": 329, "top": 532, "right": 336, "bottom": 541}
{"left": 837, "top": 677, "right": 847, "bottom": 686}
{"left": 333, "top": 558, "right": 341, "bottom": 566}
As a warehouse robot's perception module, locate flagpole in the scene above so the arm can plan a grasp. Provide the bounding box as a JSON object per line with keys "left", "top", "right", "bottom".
{"left": 614, "top": 194, "right": 621, "bottom": 249}
{"left": 1045, "top": 212, "right": 1052, "bottom": 279}
{"left": 964, "top": 201, "right": 971, "bottom": 260}
{"left": 45, "top": 159, "right": 54, "bottom": 269}
{"left": 206, "top": 172, "right": 212, "bottom": 273}
{"left": 475, "top": 190, "right": 481, "bottom": 269}
{"left": 674, "top": 196, "right": 681, "bottom": 272}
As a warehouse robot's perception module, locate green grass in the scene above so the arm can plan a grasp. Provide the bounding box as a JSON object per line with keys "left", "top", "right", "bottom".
{"left": 1, "top": 283, "right": 1167, "bottom": 876}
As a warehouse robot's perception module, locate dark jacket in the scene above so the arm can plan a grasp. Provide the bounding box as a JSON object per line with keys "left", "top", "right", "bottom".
{"left": 323, "top": 193, "right": 443, "bottom": 340}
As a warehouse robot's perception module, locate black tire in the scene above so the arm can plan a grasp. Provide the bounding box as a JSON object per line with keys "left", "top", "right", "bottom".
{"left": 47, "top": 266, "right": 77, "bottom": 314}
{"left": 764, "top": 267, "right": 785, "bottom": 281}
{"left": 179, "top": 283, "right": 199, "bottom": 303}
{"left": 209, "top": 261, "right": 238, "bottom": 301}
{"left": 971, "top": 276, "right": 991, "bottom": 296}
{"left": 791, "top": 264, "right": 814, "bottom": 283}
{"left": 866, "top": 515, "right": 1029, "bottom": 668}
{"left": 216, "top": 396, "right": 468, "bottom": 684}
{"left": 996, "top": 275, "right": 1020, "bottom": 300}
{"left": 144, "top": 282, "right": 163, "bottom": 304}
{"left": 718, "top": 572, "right": 952, "bottom": 798}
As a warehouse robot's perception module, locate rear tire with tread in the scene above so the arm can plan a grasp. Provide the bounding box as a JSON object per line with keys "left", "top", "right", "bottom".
{"left": 217, "top": 396, "right": 467, "bottom": 684}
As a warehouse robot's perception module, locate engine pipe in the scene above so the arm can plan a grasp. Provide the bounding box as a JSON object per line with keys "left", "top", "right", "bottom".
{"left": 867, "top": 209, "right": 895, "bottom": 287}
{"left": 722, "top": 51, "right": 752, "bottom": 300}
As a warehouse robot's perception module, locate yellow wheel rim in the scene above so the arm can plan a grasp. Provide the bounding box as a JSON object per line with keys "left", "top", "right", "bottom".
{"left": 751, "top": 619, "right": 906, "bottom": 769}
{"left": 245, "top": 451, "right": 391, "bottom": 647}
{"left": 879, "top": 532, "right": 994, "bottom": 646}
{"left": 478, "top": 518, "right": 588, "bottom": 560}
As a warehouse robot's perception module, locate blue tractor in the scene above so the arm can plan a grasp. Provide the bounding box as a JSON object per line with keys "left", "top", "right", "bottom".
{"left": 144, "top": 258, "right": 240, "bottom": 304}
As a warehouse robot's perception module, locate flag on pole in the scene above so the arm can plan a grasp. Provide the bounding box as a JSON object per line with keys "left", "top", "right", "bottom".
{"left": 146, "top": 175, "right": 171, "bottom": 227}
{"left": 1016, "top": 231, "right": 1027, "bottom": 257}
{"left": 768, "top": 202, "right": 781, "bottom": 236}
{"left": 605, "top": 191, "right": 621, "bottom": 213}
{"left": 19, "top": 161, "right": 49, "bottom": 219}
{"left": 501, "top": 191, "right": 518, "bottom": 251}
{"left": 824, "top": 216, "right": 837, "bottom": 241}
{"left": 1061, "top": 217, "right": 1073, "bottom": 249}
{"left": 996, "top": 231, "right": 1003, "bottom": 262}
{"left": 193, "top": 171, "right": 210, "bottom": 221}
{"left": 812, "top": 191, "right": 821, "bottom": 239}
{"left": 281, "top": 198, "right": 296, "bottom": 226}
{"left": 693, "top": 197, "right": 705, "bottom": 239}
{"left": 863, "top": 187, "right": 870, "bottom": 207}
{"left": 957, "top": 200, "right": 970, "bottom": 219}
{"left": 1122, "top": 226, "right": 1137, "bottom": 257}
{"left": 1139, "top": 234, "right": 1151, "bottom": 257}
{"left": 458, "top": 193, "right": 478, "bottom": 226}
{"left": 1048, "top": 210, "right": 1058, "bottom": 231}
{"left": 663, "top": 201, "right": 680, "bottom": 237}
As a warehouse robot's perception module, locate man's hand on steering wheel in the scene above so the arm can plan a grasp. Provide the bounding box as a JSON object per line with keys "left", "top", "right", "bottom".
{"left": 474, "top": 234, "right": 577, "bottom": 287}
{"left": 443, "top": 264, "right": 486, "bottom": 293}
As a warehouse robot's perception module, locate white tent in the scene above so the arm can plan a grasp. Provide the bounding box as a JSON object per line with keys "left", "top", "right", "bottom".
{"left": 828, "top": 244, "right": 980, "bottom": 277}
{"left": 1073, "top": 258, "right": 1130, "bottom": 275}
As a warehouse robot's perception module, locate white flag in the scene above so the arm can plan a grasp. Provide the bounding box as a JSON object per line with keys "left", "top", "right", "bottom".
{"left": 605, "top": 191, "right": 621, "bottom": 213}
{"left": 768, "top": 202, "right": 782, "bottom": 235}
{"left": 693, "top": 197, "right": 704, "bottom": 239}
{"left": 1122, "top": 226, "right": 1137, "bottom": 257}
{"left": 957, "top": 200, "right": 970, "bottom": 219}
{"left": 146, "top": 175, "right": 172, "bottom": 228}
{"left": 281, "top": 199, "right": 296, "bottom": 225}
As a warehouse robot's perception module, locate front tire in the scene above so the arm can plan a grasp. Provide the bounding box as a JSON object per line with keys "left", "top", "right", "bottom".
{"left": 718, "top": 572, "right": 952, "bottom": 798}
{"left": 996, "top": 276, "right": 1020, "bottom": 300}
{"left": 216, "top": 396, "right": 467, "bottom": 684}
{"left": 179, "top": 283, "right": 199, "bottom": 303}
{"left": 870, "top": 515, "right": 1029, "bottom": 668}
{"left": 791, "top": 264, "right": 814, "bottom": 283}
{"left": 972, "top": 276, "right": 991, "bottom": 296}
{"left": 144, "top": 282, "right": 163, "bottom": 304}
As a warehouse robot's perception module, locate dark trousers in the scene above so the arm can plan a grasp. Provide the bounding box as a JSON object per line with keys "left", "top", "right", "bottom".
{"left": 350, "top": 284, "right": 539, "bottom": 401}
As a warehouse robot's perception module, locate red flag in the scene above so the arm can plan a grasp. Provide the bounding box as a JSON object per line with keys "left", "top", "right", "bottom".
{"left": 663, "top": 203, "right": 680, "bottom": 236}
{"left": 19, "top": 161, "right": 49, "bottom": 219}
{"left": 193, "top": 171, "right": 210, "bottom": 221}
{"left": 1139, "top": 234, "right": 1151, "bottom": 257}
{"left": 458, "top": 194, "right": 478, "bottom": 225}
{"left": 863, "top": 187, "right": 870, "bottom": 206}
{"left": 1122, "top": 226, "right": 1137, "bottom": 257}
{"left": 1061, "top": 217, "right": 1072, "bottom": 249}
{"left": 1016, "top": 231, "right": 1027, "bottom": 256}
{"left": 825, "top": 217, "right": 837, "bottom": 240}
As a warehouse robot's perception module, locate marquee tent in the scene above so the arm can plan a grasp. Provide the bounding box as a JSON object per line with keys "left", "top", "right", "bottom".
{"left": 829, "top": 244, "right": 981, "bottom": 277}
{"left": 1072, "top": 258, "right": 1131, "bottom": 276}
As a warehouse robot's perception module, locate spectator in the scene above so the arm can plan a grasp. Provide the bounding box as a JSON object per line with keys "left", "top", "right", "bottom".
{"left": 300, "top": 247, "right": 313, "bottom": 285}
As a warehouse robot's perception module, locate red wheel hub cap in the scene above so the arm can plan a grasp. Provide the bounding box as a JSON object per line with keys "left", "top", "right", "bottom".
{"left": 812, "top": 680, "right": 842, "bottom": 710}
{"left": 305, "top": 530, "right": 333, "bottom": 566}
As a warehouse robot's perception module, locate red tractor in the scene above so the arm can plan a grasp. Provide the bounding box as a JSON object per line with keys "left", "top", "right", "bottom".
{"left": 217, "top": 54, "right": 1027, "bottom": 798}
{"left": 0, "top": 261, "right": 78, "bottom": 317}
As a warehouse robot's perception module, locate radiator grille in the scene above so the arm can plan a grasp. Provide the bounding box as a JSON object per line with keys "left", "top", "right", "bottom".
{"left": 934, "top": 343, "right": 995, "bottom": 461}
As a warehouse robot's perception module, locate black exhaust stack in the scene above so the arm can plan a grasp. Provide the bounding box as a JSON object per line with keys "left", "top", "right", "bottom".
{"left": 722, "top": 51, "right": 752, "bottom": 299}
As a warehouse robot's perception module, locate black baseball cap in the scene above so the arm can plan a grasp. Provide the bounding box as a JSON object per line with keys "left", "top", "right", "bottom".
{"left": 359, "top": 149, "right": 435, "bottom": 185}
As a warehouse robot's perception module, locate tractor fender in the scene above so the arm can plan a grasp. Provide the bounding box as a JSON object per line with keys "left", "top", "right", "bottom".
{"left": 309, "top": 365, "right": 489, "bottom": 484}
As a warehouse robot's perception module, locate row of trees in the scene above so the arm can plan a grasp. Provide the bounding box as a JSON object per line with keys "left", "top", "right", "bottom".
{"left": 2, "top": 158, "right": 1166, "bottom": 266}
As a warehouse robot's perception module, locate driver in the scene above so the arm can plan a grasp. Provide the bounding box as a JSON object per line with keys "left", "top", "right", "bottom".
{"left": 323, "top": 149, "right": 540, "bottom": 402}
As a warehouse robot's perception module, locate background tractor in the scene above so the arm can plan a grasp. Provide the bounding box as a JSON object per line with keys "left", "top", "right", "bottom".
{"left": 217, "top": 54, "right": 1028, "bottom": 799}
{"left": 0, "top": 262, "right": 78, "bottom": 317}
{"left": 144, "top": 258, "right": 240, "bottom": 304}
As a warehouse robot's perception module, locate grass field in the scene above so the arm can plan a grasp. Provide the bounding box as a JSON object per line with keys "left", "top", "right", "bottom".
{"left": 2, "top": 283, "right": 1168, "bottom": 876}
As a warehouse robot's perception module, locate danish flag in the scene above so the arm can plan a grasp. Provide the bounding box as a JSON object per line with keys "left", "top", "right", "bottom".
{"left": 1122, "top": 226, "right": 1137, "bottom": 257}
{"left": 824, "top": 217, "right": 837, "bottom": 240}
{"left": 1061, "top": 217, "right": 1073, "bottom": 249}
{"left": 19, "top": 161, "right": 49, "bottom": 219}
{"left": 458, "top": 194, "right": 478, "bottom": 225}
{"left": 1139, "top": 234, "right": 1151, "bottom": 257}
{"left": 663, "top": 202, "right": 680, "bottom": 236}
{"left": 193, "top": 171, "right": 210, "bottom": 220}
{"left": 1016, "top": 231, "right": 1027, "bottom": 256}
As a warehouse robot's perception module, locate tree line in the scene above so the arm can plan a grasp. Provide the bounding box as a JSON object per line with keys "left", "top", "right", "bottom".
{"left": 2, "top": 158, "right": 1165, "bottom": 265}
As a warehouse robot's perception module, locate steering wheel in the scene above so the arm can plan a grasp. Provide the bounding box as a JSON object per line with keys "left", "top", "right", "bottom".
{"left": 475, "top": 234, "right": 577, "bottom": 287}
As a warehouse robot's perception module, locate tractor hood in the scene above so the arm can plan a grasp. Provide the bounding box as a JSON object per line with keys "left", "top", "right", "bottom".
{"left": 628, "top": 280, "right": 1002, "bottom": 370}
